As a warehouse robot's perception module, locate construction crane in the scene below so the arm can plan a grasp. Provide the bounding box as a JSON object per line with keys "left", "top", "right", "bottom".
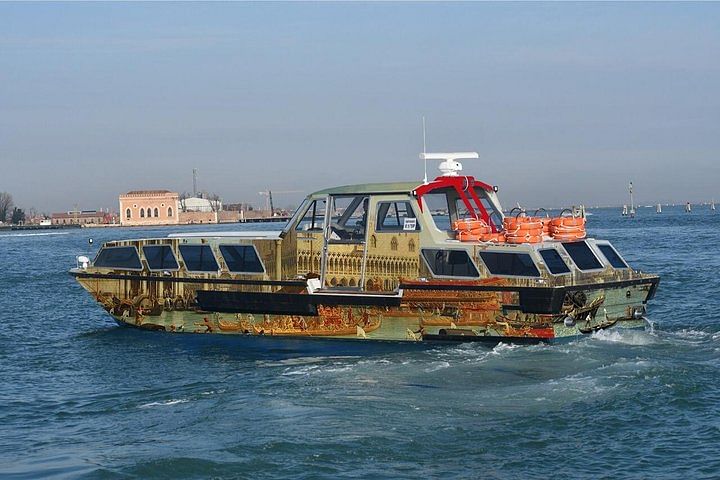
{"left": 258, "top": 190, "right": 301, "bottom": 216}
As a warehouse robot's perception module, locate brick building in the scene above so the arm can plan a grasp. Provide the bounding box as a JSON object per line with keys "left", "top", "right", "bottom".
{"left": 119, "top": 190, "right": 180, "bottom": 226}
{"left": 51, "top": 210, "right": 112, "bottom": 225}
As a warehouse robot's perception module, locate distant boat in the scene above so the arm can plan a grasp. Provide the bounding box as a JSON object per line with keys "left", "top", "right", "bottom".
{"left": 622, "top": 204, "right": 628, "bottom": 216}
{"left": 712, "top": 199, "right": 716, "bottom": 212}
{"left": 686, "top": 202, "right": 692, "bottom": 213}
{"left": 656, "top": 203, "right": 662, "bottom": 214}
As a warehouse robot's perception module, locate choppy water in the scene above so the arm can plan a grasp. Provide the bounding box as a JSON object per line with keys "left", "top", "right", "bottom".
{"left": 2, "top": 207, "right": 720, "bottom": 479}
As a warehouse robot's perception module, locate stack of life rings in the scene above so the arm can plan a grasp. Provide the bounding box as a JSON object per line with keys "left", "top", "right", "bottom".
{"left": 503, "top": 216, "right": 543, "bottom": 244}
{"left": 453, "top": 208, "right": 586, "bottom": 244}
{"left": 548, "top": 210, "right": 586, "bottom": 240}
{"left": 452, "top": 218, "right": 505, "bottom": 243}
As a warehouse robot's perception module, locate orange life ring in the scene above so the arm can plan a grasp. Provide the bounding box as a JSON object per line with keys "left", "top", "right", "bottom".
{"left": 506, "top": 235, "right": 542, "bottom": 244}
{"left": 531, "top": 217, "right": 551, "bottom": 234}
{"left": 453, "top": 218, "right": 489, "bottom": 232}
{"left": 457, "top": 231, "right": 482, "bottom": 242}
{"left": 550, "top": 217, "right": 585, "bottom": 228}
{"left": 478, "top": 232, "right": 506, "bottom": 243}
{"left": 454, "top": 218, "right": 492, "bottom": 241}
{"left": 552, "top": 232, "right": 586, "bottom": 241}
{"left": 512, "top": 227, "right": 543, "bottom": 236}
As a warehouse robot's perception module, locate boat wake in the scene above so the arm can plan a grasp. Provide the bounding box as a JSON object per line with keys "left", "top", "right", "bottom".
{"left": 589, "top": 329, "right": 659, "bottom": 346}
{"left": 138, "top": 398, "right": 189, "bottom": 408}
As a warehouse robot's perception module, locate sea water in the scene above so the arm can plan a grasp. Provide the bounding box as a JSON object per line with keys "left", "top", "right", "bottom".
{"left": 1, "top": 207, "right": 719, "bottom": 479}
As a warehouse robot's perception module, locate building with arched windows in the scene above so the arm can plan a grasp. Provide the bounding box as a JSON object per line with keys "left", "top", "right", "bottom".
{"left": 119, "top": 190, "right": 180, "bottom": 226}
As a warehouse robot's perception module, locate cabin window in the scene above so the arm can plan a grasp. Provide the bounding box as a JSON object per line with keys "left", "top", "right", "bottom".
{"left": 597, "top": 244, "right": 629, "bottom": 269}
{"left": 376, "top": 201, "right": 420, "bottom": 232}
{"left": 422, "top": 191, "right": 452, "bottom": 231}
{"left": 219, "top": 245, "right": 265, "bottom": 273}
{"left": 474, "top": 188, "right": 503, "bottom": 230}
{"left": 538, "top": 248, "right": 571, "bottom": 275}
{"left": 562, "top": 241, "right": 603, "bottom": 270}
{"left": 454, "top": 198, "right": 474, "bottom": 219}
{"left": 421, "top": 249, "right": 479, "bottom": 278}
{"left": 94, "top": 246, "right": 142, "bottom": 270}
{"left": 179, "top": 245, "right": 219, "bottom": 272}
{"left": 479, "top": 252, "right": 541, "bottom": 277}
{"left": 295, "top": 199, "right": 327, "bottom": 232}
{"left": 143, "top": 245, "right": 179, "bottom": 271}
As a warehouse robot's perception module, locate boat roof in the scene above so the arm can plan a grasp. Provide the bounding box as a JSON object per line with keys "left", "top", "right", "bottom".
{"left": 309, "top": 181, "right": 421, "bottom": 197}
{"left": 167, "top": 231, "right": 282, "bottom": 239}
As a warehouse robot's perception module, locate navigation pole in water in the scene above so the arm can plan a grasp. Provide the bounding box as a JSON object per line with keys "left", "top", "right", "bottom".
{"left": 629, "top": 181, "right": 635, "bottom": 218}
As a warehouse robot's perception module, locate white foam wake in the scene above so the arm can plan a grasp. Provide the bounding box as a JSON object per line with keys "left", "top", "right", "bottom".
{"left": 138, "top": 398, "right": 189, "bottom": 408}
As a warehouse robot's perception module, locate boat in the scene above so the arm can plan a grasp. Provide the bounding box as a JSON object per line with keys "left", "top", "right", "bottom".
{"left": 71, "top": 152, "right": 660, "bottom": 345}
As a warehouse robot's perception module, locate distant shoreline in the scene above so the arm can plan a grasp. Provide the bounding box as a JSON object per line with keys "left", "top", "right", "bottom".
{"left": 0, "top": 224, "right": 82, "bottom": 232}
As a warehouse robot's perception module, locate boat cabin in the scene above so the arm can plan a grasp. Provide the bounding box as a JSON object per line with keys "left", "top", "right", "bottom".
{"left": 85, "top": 153, "right": 637, "bottom": 296}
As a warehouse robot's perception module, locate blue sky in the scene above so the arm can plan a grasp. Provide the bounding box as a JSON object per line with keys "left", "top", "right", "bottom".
{"left": 1, "top": 2, "right": 719, "bottom": 212}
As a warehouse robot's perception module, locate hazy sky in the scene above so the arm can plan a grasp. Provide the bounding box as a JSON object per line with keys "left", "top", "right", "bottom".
{"left": 1, "top": 2, "right": 719, "bottom": 213}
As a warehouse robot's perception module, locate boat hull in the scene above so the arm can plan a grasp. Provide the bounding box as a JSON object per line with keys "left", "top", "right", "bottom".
{"left": 73, "top": 269, "right": 658, "bottom": 344}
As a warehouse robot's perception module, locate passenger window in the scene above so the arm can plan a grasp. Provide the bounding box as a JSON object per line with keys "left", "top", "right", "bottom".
{"left": 376, "top": 201, "right": 419, "bottom": 232}
{"left": 421, "top": 249, "right": 479, "bottom": 277}
{"left": 562, "top": 241, "right": 603, "bottom": 270}
{"left": 219, "top": 245, "right": 264, "bottom": 273}
{"left": 538, "top": 249, "right": 571, "bottom": 275}
{"left": 597, "top": 244, "right": 629, "bottom": 269}
{"left": 143, "top": 245, "right": 179, "bottom": 271}
{"left": 179, "top": 245, "right": 219, "bottom": 272}
{"left": 295, "top": 199, "right": 327, "bottom": 232}
{"left": 479, "top": 252, "right": 541, "bottom": 277}
{"left": 94, "top": 247, "right": 142, "bottom": 270}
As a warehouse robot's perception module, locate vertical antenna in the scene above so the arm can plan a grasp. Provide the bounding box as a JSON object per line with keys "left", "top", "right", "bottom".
{"left": 422, "top": 116, "right": 428, "bottom": 184}
{"left": 192, "top": 168, "right": 198, "bottom": 197}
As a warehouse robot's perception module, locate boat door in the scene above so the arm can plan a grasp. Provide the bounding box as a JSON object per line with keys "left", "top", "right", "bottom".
{"left": 319, "top": 195, "right": 371, "bottom": 289}
{"left": 293, "top": 197, "right": 328, "bottom": 277}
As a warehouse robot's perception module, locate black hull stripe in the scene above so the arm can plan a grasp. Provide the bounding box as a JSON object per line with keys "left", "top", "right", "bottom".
{"left": 196, "top": 290, "right": 403, "bottom": 316}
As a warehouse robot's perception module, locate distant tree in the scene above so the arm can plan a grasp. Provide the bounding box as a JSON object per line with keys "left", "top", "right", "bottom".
{"left": 179, "top": 191, "right": 190, "bottom": 212}
{"left": 11, "top": 207, "right": 25, "bottom": 225}
{"left": 0, "top": 192, "right": 13, "bottom": 222}
{"left": 208, "top": 193, "right": 221, "bottom": 212}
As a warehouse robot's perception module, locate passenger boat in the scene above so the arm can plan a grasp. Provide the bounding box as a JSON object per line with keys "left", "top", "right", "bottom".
{"left": 71, "top": 153, "right": 659, "bottom": 344}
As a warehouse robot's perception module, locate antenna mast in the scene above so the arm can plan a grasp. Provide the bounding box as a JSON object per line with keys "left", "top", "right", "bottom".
{"left": 192, "top": 168, "right": 198, "bottom": 197}
{"left": 422, "top": 117, "right": 428, "bottom": 183}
